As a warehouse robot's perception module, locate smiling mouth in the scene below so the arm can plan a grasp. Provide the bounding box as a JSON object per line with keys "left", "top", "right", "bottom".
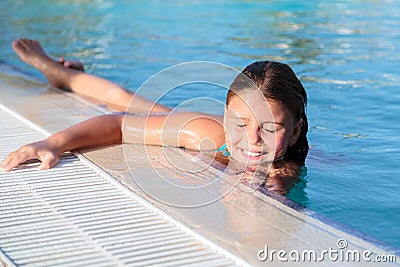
{"left": 241, "top": 149, "right": 268, "bottom": 158}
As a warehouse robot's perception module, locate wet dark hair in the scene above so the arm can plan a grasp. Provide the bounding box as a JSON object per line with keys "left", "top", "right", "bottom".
{"left": 227, "top": 61, "right": 309, "bottom": 162}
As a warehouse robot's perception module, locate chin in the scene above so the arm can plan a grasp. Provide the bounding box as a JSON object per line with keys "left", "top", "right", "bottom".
{"left": 245, "top": 165, "right": 258, "bottom": 172}
{"left": 231, "top": 154, "right": 273, "bottom": 169}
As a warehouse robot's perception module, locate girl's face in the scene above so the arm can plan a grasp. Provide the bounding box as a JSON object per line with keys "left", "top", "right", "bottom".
{"left": 224, "top": 92, "right": 303, "bottom": 166}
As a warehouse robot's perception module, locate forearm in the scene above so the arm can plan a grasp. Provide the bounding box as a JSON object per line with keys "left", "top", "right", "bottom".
{"left": 47, "top": 114, "right": 124, "bottom": 154}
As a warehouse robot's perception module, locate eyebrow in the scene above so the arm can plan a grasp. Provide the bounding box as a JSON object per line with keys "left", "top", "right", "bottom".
{"left": 230, "top": 116, "right": 285, "bottom": 126}
{"left": 230, "top": 116, "right": 248, "bottom": 121}
{"left": 262, "top": 121, "right": 285, "bottom": 126}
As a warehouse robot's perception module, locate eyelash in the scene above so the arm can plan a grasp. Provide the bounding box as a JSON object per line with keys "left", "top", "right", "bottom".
{"left": 263, "top": 129, "right": 276, "bottom": 133}
{"left": 236, "top": 124, "right": 276, "bottom": 133}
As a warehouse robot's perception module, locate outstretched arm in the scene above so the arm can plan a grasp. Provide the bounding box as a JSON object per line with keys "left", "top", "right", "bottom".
{"left": 1, "top": 112, "right": 224, "bottom": 172}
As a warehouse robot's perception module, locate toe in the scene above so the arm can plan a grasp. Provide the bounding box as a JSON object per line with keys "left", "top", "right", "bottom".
{"left": 19, "top": 38, "right": 31, "bottom": 50}
{"left": 27, "top": 39, "right": 36, "bottom": 49}
{"left": 32, "top": 40, "right": 41, "bottom": 49}
{"left": 17, "top": 38, "right": 28, "bottom": 43}
{"left": 12, "top": 39, "right": 25, "bottom": 52}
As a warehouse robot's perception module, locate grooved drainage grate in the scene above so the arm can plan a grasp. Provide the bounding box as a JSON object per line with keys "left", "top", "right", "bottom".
{"left": 0, "top": 105, "right": 245, "bottom": 267}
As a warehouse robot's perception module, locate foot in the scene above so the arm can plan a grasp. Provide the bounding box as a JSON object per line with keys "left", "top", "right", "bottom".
{"left": 12, "top": 38, "right": 48, "bottom": 67}
{"left": 58, "top": 57, "right": 85, "bottom": 72}
{"left": 12, "top": 38, "right": 71, "bottom": 88}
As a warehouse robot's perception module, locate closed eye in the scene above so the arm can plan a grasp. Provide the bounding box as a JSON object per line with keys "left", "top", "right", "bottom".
{"left": 261, "top": 125, "right": 276, "bottom": 133}
{"left": 261, "top": 122, "right": 276, "bottom": 133}
{"left": 262, "top": 128, "right": 276, "bottom": 133}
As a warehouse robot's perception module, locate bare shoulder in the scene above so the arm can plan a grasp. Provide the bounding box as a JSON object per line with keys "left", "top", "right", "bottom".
{"left": 175, "top": 112, "right": 225, "bottom": 150}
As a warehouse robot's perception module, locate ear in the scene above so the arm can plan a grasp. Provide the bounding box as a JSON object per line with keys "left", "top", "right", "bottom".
{"left": 289, "top": 118, "right": 303, "bottom": 146}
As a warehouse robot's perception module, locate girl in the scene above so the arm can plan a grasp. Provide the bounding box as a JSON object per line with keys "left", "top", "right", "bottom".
{"left": 0, "top": 38, "right": 308, "bottom": 175}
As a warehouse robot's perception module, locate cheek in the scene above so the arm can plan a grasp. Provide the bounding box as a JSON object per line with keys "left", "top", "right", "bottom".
{"left": 225, "top": 126, "right": 245, "bottom": 146}
{"left": 260, "top": 132, "right": 275, "bottom": 147}
{"left": 273, "top": 131, "right": 290, "bottom": 156}
{"left": 224, "top": 127, "right": 247, "bottom": 160}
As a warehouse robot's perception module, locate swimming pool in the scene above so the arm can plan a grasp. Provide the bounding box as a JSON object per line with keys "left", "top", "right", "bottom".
{"left": 1, "top": 0, "right": 399, "bottom": 251}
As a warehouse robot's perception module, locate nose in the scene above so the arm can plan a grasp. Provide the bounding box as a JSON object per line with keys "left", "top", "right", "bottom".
{"left": 247, "top": 124, "right": 262, "bottom": 145}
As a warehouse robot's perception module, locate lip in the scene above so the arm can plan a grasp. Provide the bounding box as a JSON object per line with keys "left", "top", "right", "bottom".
{"left": 239, "top": 148, "right": 268, "bottom": 161}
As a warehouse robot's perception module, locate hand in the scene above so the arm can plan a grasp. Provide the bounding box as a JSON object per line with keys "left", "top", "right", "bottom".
{"left": 58, "top": 57, "right": 85, "bottom": 72}
{"left": 0, "top": 140, "right": 61, "bottom": 172}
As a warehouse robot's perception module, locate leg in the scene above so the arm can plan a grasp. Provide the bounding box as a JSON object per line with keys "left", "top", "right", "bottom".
{"left": 12, "top": 38, "right": 172, "bottom": 113}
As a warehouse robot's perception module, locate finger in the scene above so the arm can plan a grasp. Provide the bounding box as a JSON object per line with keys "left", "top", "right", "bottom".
{"left": 0, "top": 157, "right": 8, "bottom": 171}
{"left": 38, "top": 153, "right": 59, "bottom": 170}
{"left": 1, "top": 144, "right": 38, "bottom": 172}
{"left": 1, "top": 152, "right": 33, "bottom": 172}
{"left": 64, "top": 60, "right": 84, "bottom": 72}
{"left": 0, "top": 153, "right": 18, "bottom": 172}
{"left": 0, "top": 154, "right": 9, "bottom": 167}
{"left": 63, "top": 61, "right": 72, "bottom": 68}
{"left": 58, "top": 57, "right": 65, "bottom": 64}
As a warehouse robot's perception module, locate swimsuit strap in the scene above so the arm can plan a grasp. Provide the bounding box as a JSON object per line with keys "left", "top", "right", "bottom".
{"left": 217, "top": 143, "right": 227, "bottom": 151}
{"left": 217, "top": 143, "right": 230, "bottom": 157}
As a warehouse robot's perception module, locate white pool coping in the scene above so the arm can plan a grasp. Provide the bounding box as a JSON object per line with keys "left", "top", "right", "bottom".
{"left": 0, "top": 63, "right": 398, "bottom": 266}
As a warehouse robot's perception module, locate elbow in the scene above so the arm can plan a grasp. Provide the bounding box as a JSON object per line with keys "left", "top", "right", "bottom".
{"left": 115, "top": 114, "right": 124, "bottom": 144}
{"left": 100, "top": 114, "right": 124, "bottom": 144}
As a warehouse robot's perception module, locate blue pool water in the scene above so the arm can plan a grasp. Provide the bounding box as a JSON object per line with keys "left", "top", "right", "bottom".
{"left": 1, "top": 0, "right": 399, "bottom": 250}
